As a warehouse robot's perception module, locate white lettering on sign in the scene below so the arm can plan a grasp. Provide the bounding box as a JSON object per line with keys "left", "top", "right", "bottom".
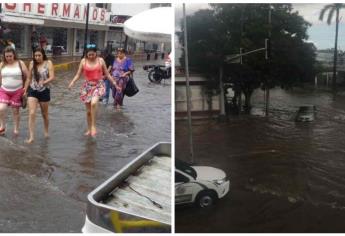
{"left": 3, "top": 3, "right": 108, "bottom": 24}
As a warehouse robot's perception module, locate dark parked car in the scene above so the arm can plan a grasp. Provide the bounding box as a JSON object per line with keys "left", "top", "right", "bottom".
{"left": 295, "top": 105, "right": 316, "bottom": 122}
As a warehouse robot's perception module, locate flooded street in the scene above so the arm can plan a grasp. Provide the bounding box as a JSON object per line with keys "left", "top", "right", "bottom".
{"left": 0, "top": 60, "right": 171, "bottom": 232}
{"left": 176, "top": 87, "right": 345, "bottom": 232}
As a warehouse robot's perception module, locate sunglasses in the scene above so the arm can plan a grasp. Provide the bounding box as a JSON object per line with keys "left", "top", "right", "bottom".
{"left": 86, "top": 44, "right": 97, "bottom": 49}
{"left": 117, "top": 48, "right": 126, "bottom": 53}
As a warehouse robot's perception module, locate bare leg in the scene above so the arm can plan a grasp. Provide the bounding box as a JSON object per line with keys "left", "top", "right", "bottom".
{"left": 26, "top": 97, "right": 38, "bottom": 143}
{"left": 90, "top": 96, "right": 99, "bottom": 136}
{"left": 85, "top": 103, "right": 92, "bottom": 136}
{"left": 39, "top": 102, "right": 49, "bottom": 138}
{"left": 12, "top": 107, "right": 20, "bottom": 135}
{"left": 0, "top": 103, "right": 8, "bottom": 133}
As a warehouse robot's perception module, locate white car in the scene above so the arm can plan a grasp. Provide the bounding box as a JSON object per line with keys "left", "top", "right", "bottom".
{"left": 295, "top": 105, "right": 316, "bottom": 122}
{"left": 175, "top": 159, "right": 230, "bottom": 207}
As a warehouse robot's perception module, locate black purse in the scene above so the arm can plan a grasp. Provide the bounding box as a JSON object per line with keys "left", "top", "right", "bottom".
{"left": 124, "top": 76, "right": 139, "bottom": 97}
{"left": 18, "top": 61, "right": 27, "bottom": 109}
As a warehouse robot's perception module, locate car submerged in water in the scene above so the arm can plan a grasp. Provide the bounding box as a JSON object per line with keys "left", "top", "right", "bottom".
{"left": 295, "top": 105, "right": 316, "bottom": 122}
{"left": 175, "top": 159, "right": 230, "bottom": 208}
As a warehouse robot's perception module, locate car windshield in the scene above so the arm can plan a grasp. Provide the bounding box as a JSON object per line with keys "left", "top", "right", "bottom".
{"left": 299, "top": 106, "right": 314, "bottom": 113}
{"left": 176, "top": 159, "right": 197, "bottom": 179}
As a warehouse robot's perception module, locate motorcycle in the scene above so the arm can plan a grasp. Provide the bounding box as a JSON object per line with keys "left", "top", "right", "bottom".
{"left": 143, "top": 64, "right": 171, "bottom": 83}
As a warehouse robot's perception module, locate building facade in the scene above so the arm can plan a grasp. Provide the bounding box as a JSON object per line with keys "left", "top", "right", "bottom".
{"left": 175, "top": 73, "right": 220, "bottom": 119}
{"left": 0, "top": 3, "right": 165, "bottom": 59}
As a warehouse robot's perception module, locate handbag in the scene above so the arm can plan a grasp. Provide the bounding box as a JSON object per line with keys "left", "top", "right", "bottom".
{"left": 124, "top": 76, "right": 139, "bottom": 97}
{"left": 21, "top": 94, "right": 27, "bottom": 109}
{"left": 18, "top": 61, "right": 27, "bottom": 109}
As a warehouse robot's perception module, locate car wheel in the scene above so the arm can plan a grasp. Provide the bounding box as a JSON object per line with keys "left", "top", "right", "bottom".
{"left": 195, "top": 191, "right": 217, "bottom": 208}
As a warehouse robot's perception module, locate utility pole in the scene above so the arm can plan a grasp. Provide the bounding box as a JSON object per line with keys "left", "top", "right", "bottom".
{"left": 183, "top": 3, "right": 194, "bottom": 164}
{"left": 333, "top": 7, "right": 339, "bottom": 97}
{"left": 239, "top": 6, "right": 244, "bottom": 115}
{"left": 239, "top": 47, "right": 243, "bottom": 113}
{"left": 219, "top": 65, "right": 226, "bottom": 118}
{"left": 265, "top": 5, "right": 272, "bottom": 117}
{"left": 83, "top": 3, "right": 90, "bottom": 58}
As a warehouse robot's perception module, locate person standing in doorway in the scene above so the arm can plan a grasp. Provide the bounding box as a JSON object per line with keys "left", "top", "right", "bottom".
{"left": 24, "top": 47, "right": 55, "bottom": 143}
{"left": 0, "top": 46, "right": 29, "bottom": 136}
{"left": 68, "top": 44, "right": 118, "bottom": 137}
{"left": 31, "top": 31, "right": 39, "bottom": 53}
{"left": 39, "top": 32, "right": 48, "bottom": 50}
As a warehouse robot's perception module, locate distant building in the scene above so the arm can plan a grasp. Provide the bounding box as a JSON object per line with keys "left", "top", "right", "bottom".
{"left": 316, "top": 49, "right": 345, "bottom": 67}
{"left": 175, "top": 70, "right": 220, "bottom": 119}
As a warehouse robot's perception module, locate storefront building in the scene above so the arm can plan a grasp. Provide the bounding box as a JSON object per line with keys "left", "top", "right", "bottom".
{"left": 1, "top": 3, "right": 110, "bottom": 58}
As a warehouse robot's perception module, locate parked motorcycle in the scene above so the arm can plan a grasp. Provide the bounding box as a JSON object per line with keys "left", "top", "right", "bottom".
{"left": 143, "top": 64, "right": 171, "bottom": 83}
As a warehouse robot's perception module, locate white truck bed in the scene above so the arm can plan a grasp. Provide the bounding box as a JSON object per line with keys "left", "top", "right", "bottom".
{"left": 106, "top": 156, "right": 171, "bottom": 224}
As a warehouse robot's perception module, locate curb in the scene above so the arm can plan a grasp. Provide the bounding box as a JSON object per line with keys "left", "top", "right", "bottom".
{"left": 53, "top": 61, "right": 79, "bottom": 72}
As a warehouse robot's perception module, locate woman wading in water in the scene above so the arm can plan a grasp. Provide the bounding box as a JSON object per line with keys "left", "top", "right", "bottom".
{"left": 24, "top": 48, "right": 55, "bottom": 143}
{"left": 69, "top": 44, "right": 118, "bottom": 137}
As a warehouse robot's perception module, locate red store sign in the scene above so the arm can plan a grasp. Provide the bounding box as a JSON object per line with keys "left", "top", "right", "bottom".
{"left": 110, "top": 15, "right": 131, "bottom": 24}
{"left": 3, "top": 3, "right": 107, "bottom": 23}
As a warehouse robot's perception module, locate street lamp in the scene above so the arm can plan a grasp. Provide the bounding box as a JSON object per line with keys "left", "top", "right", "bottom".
{"left": 183, "top": 3, "right": 194, "bottom": 164}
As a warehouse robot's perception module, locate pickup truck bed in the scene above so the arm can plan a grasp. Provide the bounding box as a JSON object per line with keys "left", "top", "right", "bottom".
{"left": 83, "top": 142, "right": 171, "bottom": 233}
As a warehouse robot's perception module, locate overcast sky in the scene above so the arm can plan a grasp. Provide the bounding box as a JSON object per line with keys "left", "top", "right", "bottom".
{"left": 175, "top": 3, "right": 345, "bottom": 50}
{"left": 111, "top": 3, "right": 150, "bottom": 16}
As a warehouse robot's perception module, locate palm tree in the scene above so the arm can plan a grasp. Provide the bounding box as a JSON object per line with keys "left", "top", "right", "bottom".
{"left": 319, "top": 4, "right": 345, "bottom": 95}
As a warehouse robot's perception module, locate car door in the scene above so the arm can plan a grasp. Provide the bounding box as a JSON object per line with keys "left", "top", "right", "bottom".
{"left": 175, "top": 170, "right": 195, "bottom": 204}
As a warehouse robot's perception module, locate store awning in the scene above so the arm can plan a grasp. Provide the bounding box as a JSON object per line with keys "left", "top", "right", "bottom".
{"left": 3, "top": 15, "right": 44, "bottom": 25}
{"left": 124, "top": 7, "right": 172, "bottom": 43}
{"left": 43, "top": 19, "right": 109, "bottom": 31}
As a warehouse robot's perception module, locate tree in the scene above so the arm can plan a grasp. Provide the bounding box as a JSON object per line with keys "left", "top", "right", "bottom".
{"left": 319, "top": 3, "right": 345, "bottom": 96}
{"left": 178, "top": 4, "right": 317, "bottom": 113}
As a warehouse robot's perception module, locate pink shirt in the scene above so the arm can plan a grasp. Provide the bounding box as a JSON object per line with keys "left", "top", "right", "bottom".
{"left": 83, "top": 59, "right": 103, "bottom": 82}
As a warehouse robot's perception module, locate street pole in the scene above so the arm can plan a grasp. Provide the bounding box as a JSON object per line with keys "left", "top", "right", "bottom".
{"left": 183, "top": 3, "right": 194, "bottom": 164}
{"left": 83, "top": 3, "right": 90, "bottom": 58}
{"left": 124, "top": 35, "right": 128, "bottom": 52}
{"left": 219, "top": 65, "right": 226, "bottom": 118}
{"left": 333, "top": 7, "right": 339, "bottom": 98}
{"left": 239, "top": 47, "right": 243, "bottom": 113}
{"left": 265, "top": 5, "right": 272, "bottom": 117}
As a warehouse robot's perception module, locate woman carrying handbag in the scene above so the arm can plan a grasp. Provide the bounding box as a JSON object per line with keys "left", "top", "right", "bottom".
{"left": 0, "top": 46, "right": 29, "bottom": 136}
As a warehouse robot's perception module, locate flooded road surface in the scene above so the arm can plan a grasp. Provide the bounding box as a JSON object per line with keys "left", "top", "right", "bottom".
{"left": 176, "top": 87, "right": 345, "bottom": 233}
{"left": 0, "top": 60, "right": 171, "bottom": 232}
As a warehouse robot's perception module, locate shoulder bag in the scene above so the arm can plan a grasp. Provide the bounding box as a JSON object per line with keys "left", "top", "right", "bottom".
{"left": 18, "top": 61, "right": 27, "bottom": 109}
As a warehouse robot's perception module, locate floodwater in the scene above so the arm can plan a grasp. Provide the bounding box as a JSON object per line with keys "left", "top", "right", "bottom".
{"left": 176, "top": 87, "right": 345, "bottom": 233}
{"left": 0, "top": 60, "right": 171, "bottom": 232}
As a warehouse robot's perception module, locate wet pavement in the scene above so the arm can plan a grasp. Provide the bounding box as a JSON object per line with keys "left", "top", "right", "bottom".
{"left": 176, "top": 87, "right": 345, "bottom": 233}
{"left": 0, "top": 59, "right": 171, "bottom": 232}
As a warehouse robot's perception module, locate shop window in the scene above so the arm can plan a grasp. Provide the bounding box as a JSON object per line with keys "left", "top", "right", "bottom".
{"left": 36, "top": 27, "right": 68, "bottom": 56}
{"left": 76, "top": 29, "right": 85, "bottom": 53}
{"left": 1, "top": 23, "right": 25, "bottom": 54}
{"left": 107, "top": 30, "right": 124, "bottom": 51}
{"left": 90, "top": 31, "right": 99, "bottom": 45}
{"left": 76, "top": 30, "right": 99, "bottom": 54}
